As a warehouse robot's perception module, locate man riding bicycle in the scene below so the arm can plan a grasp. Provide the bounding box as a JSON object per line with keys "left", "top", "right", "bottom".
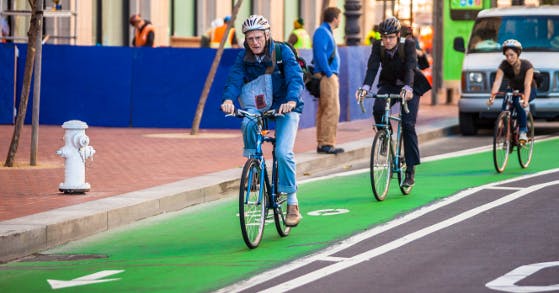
{"left": 355, "top": 17, "right": 431, "bottom": 187}
{"left": 220, "top": 15, "right": 304, "bottom": 227}
{"left": 487, "top": 39, "right": 536, "bottom": 144}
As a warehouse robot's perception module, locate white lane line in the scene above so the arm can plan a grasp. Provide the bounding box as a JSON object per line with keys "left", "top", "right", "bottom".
{"left": 216, "top": 169, "right": 559, "bottom": 293}
{"left": 486, "top": 186, "right": 524, "bottom": 190}
{"left": 261, "top": 179, "right": 559, "bottom": 293}
{"left": 317, "top": 256, "right": 348, "bottom": 262}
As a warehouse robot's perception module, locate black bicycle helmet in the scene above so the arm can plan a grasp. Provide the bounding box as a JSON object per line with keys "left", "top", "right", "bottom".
{"left": 502, "top": 39, "right": 522, "bottom": 55}
{"left": 379, "top": 17, "right": 401, "bottom": 35}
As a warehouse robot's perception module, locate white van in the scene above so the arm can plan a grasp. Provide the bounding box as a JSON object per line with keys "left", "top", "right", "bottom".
{"left": 454, "top": 6, "right": 559, "bottom": 135}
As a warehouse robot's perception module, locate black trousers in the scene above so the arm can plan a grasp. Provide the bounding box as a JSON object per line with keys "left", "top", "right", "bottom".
{"left": 373, "top": 87, "right": 421, "bottom": 168}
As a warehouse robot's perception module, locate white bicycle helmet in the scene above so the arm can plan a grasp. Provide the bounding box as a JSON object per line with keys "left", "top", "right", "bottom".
{"left": 242, "top": 15, "right": 270, "bottom": 34}
{"left": 502, "top": 39, "right": 522, "bottom": 55}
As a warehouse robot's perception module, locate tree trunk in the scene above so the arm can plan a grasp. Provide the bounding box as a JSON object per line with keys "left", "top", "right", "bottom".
{"left": 30, "top": 0, "right": 44, "bottom": 166}
{"left": 4, "top": 0, "right": 41, "bottom": 167}
{"left": 190, "top": 0, "right": 244, "bottom": 135}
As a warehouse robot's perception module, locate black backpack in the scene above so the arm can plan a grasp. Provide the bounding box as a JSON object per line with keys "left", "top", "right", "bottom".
{"left": 274, "top": 42, "right": 312, "bottom": 81}
{"left": 274, "top": 42, "right": 320, "bottom": 97}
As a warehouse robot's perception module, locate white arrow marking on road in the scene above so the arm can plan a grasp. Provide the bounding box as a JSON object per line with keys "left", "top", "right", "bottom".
{"left": 47, "top": 270, "right": 124, "bottom": 290}
{"left": 486, "top": 261, "right": 559, "bottom": 292}
{"left": 307, "top": 209, "right": 349, "bottom": 216}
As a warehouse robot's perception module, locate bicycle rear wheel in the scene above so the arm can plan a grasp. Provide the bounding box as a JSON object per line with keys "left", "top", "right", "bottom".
{"left": 492, "top": 112, "right": 510, "bottom": 173}
{"left": 396, "top": 137, "right": 412, "bottom": 195}
{"left": 517, "top": 112, "right": 535, "bottom": 168}
{"left": 370, "top": 129, "right": 392, "bottom": 201}
{"left": 239, "top": 158, "right": 268, "bottom": 249}
{"left": 272, "top": 160, "right": 291, "bottom": 237}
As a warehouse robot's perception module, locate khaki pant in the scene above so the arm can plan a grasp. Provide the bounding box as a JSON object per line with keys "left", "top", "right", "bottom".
{"left": 316, "top": 74, "right": 340, "bottom": 147}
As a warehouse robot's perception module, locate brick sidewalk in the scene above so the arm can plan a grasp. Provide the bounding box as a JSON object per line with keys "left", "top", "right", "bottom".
{"left": 0, "top": 101, "right": 457, "bottom": 222}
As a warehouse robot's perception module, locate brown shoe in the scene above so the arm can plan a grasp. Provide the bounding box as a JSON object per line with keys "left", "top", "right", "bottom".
{"left": 285, "top": 205, "right": 302, "bottom": 227}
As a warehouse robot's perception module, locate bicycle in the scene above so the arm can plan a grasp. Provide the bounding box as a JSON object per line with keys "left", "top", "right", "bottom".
{"left": 228, "top": 109, "right": 290, "bottom": 249}
{"left": 358, "top": 90, "right": 412, "bottom": 201}
{"left": 490, "top": 90, "right": 535, "bottom": 173}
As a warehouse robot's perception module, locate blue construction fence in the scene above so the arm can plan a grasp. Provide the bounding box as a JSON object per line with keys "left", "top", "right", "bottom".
{"left": 0, "top": 43, "right": 374, "bottom": 129}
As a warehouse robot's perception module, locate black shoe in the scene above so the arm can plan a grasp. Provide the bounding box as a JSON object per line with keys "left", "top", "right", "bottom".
{"left": 317, "top": 145, "right": 345, "bottom": 154}
{"left": 402, "top": 171, "right": 415, "bottom": 187}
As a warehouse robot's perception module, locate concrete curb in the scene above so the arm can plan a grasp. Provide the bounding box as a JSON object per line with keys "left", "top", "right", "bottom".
{"left": 0, "top": 119, "right": 458, "bottom": 263}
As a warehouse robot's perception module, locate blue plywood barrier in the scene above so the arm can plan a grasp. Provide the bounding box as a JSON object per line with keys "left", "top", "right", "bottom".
{"left": 40, "top": 45, "right": 133, "bottom": 126}
{"left": 0, "top": 44, "right": 16, "bottom": 124}
{"left": 130, "top": 47, "right": 241, "bottom": 128}
{"left": 0, "top": 44, "right": 373, "bottom": 129}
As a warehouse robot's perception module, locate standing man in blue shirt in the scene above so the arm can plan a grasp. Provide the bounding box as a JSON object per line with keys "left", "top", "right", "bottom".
{"left": 312, "top": 7, "right": 344, "bottom": 154}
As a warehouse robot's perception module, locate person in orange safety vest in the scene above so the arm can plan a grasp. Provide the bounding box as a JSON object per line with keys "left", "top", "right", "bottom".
{"left": 129, "top": 14, "right": 155, "bottom": 47}
{"left": 209, "top": 16, "right": 239, "bottom": 48}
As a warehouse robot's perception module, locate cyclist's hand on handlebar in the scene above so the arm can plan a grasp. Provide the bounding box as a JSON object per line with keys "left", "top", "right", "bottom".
{"left": 278, "top": 101, "right": 297, "bottom": 114}
{"left": 403, "top": 89, "right": 413, "bottom": 101}
{"left": 221, "top": 100, "right": 235, "bottom": 114}
{"left": 355, "top": 88, "right": 367, "bottom": 103}
{"left": 487, "top": 94, "right": 496, "bottom": 106}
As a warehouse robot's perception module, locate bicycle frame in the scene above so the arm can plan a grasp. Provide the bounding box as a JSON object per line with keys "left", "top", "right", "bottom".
{"left": 359, "top": 91, "right": 412, "bottom": 200}
{"left": 376, "top": 95, "right": 406, "bottom": 176}
{"left": 498, "top": 91, "right": 523, "bottom": 145}
{"left": 231, "top": 109, "right": 291, "bottom": 248}
{"left": 360, "top": 92, "right": 409, "bottom": 180}
{"left": 237, "top": 110, "right": 280, "bottom": 211}
{"left": 491, "top": 90, "right": 534, "bottom": 173}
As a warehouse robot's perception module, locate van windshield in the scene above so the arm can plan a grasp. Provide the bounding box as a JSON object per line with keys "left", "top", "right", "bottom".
{"left": 468, "top": 15, "right": 559, "bottom": 52}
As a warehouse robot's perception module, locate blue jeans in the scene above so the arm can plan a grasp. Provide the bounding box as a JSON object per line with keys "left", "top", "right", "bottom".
{"left": 242, "top": 111, "right": 300, "bottom": 194}
{"left": 503, "top": 90, "right": 535, "bottom": 133}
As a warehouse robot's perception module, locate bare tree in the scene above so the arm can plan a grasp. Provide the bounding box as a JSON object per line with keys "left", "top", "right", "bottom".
{"left": 4, "top": 0, "right": 42, "bottom": 167}
{"left": 190, "top": 0, "right": 243, "bottom": 135}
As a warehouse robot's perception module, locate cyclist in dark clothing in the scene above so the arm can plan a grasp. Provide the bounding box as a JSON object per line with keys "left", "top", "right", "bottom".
{"left": 355, "top": 17, "right": 431, "bottom": 187}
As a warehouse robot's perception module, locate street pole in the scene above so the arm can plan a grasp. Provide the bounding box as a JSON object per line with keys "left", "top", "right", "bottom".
{"left": 190, "top": 0, "right": 243, "bottom": 135}
{"left": 344, "top": 0, "right": 362, "bottom": 46}
{"left": 30, "top": 0, "right": 44, "bottom": 166}
{"left": 431, "top": 0, "right": 443, "bottom": 105}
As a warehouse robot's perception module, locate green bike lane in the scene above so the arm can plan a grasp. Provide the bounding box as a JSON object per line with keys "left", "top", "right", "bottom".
{"left": 1, "top": 138, "right": 557, "bottom": 292}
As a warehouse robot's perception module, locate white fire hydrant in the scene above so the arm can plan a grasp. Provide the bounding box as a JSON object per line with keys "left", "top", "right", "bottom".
{"left": 56, "top": 120, "right": 96, "bottom": 194}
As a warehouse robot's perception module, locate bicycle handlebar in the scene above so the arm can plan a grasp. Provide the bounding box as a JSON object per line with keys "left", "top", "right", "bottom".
{"left": 492, "top": 90, "right": 524, "bottom": 98}
{"left": 226, "top": 109, "right": 282, "bottom": 119}
{"left": 358, "top": 91, "right": 410, "bottom": 114}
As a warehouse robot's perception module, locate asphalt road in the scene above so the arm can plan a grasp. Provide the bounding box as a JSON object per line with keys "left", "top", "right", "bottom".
{"left": 228, "top": 170, "right": 559, "bottom": 293}
{"left": 220, "top": 125, "right": 559, "bottom": 293}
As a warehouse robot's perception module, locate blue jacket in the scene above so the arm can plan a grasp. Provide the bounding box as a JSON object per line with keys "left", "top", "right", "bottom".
{"left": 222, "top": 40, "right": 304, "bottom": 113}
{"left": 312, "top": 22, "right": 340, "bottom": 77}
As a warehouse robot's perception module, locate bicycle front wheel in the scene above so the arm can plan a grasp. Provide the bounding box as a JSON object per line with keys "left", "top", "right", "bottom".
{"left": 518, "top": 112, "right": 535, "bottom": 168}
{"left": 239, "top": 158, "right": 268, "bottom": 249}
{"left": 272, "top": 160, "right": 291, "bottom": 237}
{"left": 493, "top": 112, "right": 510, "bottom": 173}
{"left": 396, "top": 137, "right": 412, "bottom": 195}
{"left": 370, "top": 129, "right": 392, "bottom": 201}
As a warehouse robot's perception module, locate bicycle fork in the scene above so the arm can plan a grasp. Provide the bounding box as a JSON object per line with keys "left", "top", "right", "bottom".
{"left": 389, "top": 115, "right": 404, "bottom": 175}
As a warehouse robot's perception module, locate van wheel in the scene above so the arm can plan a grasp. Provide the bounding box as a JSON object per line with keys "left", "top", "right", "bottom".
{"left": 459, "top": 112, "right": 478, "bottom": 136}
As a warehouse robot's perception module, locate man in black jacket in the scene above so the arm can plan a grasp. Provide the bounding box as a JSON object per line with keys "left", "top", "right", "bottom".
{"left": 356, "top": 17, "right": 431, "bottom": 187}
